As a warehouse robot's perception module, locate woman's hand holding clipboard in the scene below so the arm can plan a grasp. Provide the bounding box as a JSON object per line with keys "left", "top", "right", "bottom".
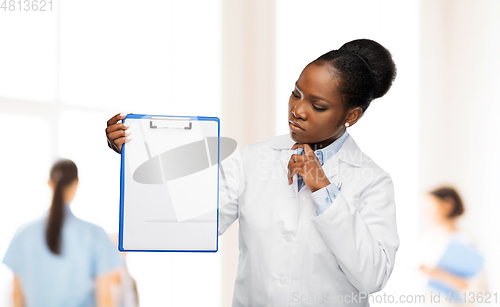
{"left": 105, "top": 113, "right": 132, "bottom": 154}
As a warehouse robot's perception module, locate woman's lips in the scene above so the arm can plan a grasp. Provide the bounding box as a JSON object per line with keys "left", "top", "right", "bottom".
{"left": 289, "top": 120, "right": 305, "bottom": 132}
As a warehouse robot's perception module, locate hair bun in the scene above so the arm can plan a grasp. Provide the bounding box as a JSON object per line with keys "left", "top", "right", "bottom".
{"left": 339, "top": 39, "right": 396, "bottom": 99}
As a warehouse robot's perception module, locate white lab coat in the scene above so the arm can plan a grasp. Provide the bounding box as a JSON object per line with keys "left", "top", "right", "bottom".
{"left": 218, "top": 132, "right": 400, "bottom": 307}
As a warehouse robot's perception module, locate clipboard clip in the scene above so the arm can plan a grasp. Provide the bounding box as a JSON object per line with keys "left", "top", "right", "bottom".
{"left": 150, "top": 117, "right": 192, "bottom": 130}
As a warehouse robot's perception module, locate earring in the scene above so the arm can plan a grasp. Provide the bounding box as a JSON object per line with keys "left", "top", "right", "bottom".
{"left": 345, "top": 122, "right": 350, "bottom": 127}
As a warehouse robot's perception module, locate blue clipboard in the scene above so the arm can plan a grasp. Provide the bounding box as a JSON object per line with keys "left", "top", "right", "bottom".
{"left": 428, "top": 236, "right": 485, "bottom": 301}
{"left": 118, "top": 114, "right": 220, "bottom": 252}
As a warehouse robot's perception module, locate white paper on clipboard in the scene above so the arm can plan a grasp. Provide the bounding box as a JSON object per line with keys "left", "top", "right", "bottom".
{"left": 120, "top": 115, "right": 220, "bottom": 252}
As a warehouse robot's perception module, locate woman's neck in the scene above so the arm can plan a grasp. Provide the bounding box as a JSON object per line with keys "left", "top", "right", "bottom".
{"left": 439, "top": 218, "right": 458, "bottom": 233}
{"left": 309, "top": 129, "right": 347, "bottom": 151}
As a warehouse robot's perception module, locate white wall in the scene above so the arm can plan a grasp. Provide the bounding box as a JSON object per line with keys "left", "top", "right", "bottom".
{"left": 420, "top": 0, "right": 500, "bottom": 292}
{"left": 220, "top": 1, "right": 277, "bottom": 305}
{"left": 0, "top": 1, "right": 222, "bottom": 306}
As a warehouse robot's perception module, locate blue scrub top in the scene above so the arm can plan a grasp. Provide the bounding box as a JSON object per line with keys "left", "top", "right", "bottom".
{"left": 2, "top": 206, "right": 123, "bottom": 307}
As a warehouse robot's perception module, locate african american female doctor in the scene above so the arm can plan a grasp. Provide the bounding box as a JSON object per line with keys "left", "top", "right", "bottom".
{"left": 105, "top": 38, "right": 400, "bottom": 307}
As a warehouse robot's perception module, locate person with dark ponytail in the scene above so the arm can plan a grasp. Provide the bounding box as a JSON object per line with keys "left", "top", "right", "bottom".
{"left": 106, "top": 39, "right": 399, "bottom": 306}
{"left": 2, "top": 159, "right": 124, "bottom": 307}
{"left": 46, "top": 159, "right": 79, "bottom": 255}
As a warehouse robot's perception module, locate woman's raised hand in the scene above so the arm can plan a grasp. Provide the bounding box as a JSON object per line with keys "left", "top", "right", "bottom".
{"left": 288, "top": 143, "right": 331, "bottom": 193}
{"left": 105, "top": 113, "right": 131, "bottom": 154}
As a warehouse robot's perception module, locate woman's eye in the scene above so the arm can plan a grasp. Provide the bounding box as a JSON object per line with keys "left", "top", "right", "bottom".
{"left": 291, "top": 91, "right": 300, "bottom": 99}
{"left": 313, "top": 105, "right": 326, "bottom": 111}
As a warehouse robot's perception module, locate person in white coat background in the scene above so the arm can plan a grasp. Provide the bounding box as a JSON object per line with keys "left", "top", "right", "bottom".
{"left": 105, "top": 38, "right": 400, "bottom": 307}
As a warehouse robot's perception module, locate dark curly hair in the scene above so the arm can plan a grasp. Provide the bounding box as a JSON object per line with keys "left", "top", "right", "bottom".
{"left": 311, "top": 39, "right": 397, "bottom": 116}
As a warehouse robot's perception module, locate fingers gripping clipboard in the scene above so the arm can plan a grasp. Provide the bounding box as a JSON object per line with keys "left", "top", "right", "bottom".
{"left": 118, "top": 114, "right": 223, "bottom": 252}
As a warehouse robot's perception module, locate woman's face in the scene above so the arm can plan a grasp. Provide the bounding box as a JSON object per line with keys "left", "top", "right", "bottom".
{"left": 423, "top": 194, "right": 454, "bottom": 224}
{"left": 288, "top": 63, "right": 359, "bottom": 149}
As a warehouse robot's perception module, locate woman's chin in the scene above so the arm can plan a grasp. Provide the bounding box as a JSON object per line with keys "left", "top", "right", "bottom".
{"left": 289, "top": 131, "right": 301, "bottom": 142}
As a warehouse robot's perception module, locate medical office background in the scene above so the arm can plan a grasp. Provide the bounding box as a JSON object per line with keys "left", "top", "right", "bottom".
{"left": 0, "top": 0, "right": 498, "bottom": 306}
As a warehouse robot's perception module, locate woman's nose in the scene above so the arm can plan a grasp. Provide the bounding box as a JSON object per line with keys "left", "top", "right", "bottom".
{"left": 292, "top": 101, "right": 307, "bottom": 119}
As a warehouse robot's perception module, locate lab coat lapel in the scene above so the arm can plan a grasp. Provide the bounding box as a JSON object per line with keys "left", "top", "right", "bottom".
{"left": 322, "top": 155, "right": 341, "bottom": 180}
{"left": 321, "top": 134, "right": 363, "bottom": 181}
{"left": 279, "top": 149, "right": 299, "bottom": 199}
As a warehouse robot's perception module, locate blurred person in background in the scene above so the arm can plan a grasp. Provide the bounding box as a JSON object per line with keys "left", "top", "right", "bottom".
{"left": 2, "top": 159, "right": 124, "bottom": 307}
{"left": 109, "top": 234, "right": 139, "bottom": 307}
{"left": 418, "top": 186, "right": 489, "bottom": 306}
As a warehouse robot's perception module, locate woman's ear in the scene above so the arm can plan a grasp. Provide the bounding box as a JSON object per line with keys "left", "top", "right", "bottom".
{"left": 442, "top": 196, "right": 455, "bottom": 217}
{"left": 346, "top": 107, "right": 363, "bottom": 127}
{"left": 47, "top": 180, "right": 54, "bottom": 190}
